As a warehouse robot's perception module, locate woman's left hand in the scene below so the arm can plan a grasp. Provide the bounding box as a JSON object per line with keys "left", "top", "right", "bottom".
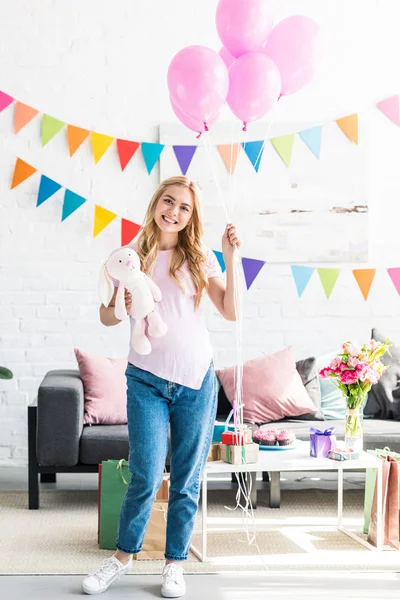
{"left": 222, "top": 224, "right": 241, "bottom": 259}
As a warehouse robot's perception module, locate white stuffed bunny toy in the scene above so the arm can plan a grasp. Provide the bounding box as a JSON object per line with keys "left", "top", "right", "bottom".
{"left": 98, "top": 247, "right": 167, "bottom": 355}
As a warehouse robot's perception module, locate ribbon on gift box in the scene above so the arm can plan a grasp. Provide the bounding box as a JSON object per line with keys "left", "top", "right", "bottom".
{"left": 310, "top": 427, "right": 336, "bottom": 458}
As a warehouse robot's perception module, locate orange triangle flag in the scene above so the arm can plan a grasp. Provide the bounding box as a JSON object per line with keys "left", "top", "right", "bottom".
{"left": 336, "top": 114, "right": 358, "bottom": 144}
{"left": 14, "top": 102, "right": 39, "bottom": 134}
{"left": 352, "top": 269, "right": 376, "bottom": 300}
{"left": 91, "top": 132, "right": 114, "bottom": 164}
{"left": 217, "top": 143, "right": 241, "bottom": 174}
{"left": 121, "top": 218, "right": 142, "bottom": 246}
{"left": 117, "top": 140, "right": 140, "bottom": 171}
{"left": 11, "top": 158, "right": 37, "bottom": 189}
{"left": 67, "top": 125, "right": 90, "bottom": 157}
{"left": 93, "top": 205, "right": 117, "bottom": 237}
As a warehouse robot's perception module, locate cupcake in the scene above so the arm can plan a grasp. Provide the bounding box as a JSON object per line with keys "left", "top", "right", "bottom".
{"left": 253, "top": 430, "right": 277, "bottom": 446}
{"left": 277, "top": 429, "right": 296, "bottom": 446}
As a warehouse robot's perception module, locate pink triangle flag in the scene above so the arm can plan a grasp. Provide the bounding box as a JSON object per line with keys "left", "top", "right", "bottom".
{"left": 377, "top": 96, "right": 400, "bottom": 126}
{"left": 387, "top": 268, "right": 400, "bottom": 294}
{"left": 0, "top": 91, "right": 14, "bottom": 112}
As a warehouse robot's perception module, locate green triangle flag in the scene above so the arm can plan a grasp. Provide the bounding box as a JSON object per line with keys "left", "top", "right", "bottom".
{"left": 317, "top": 268, "right": 341, "bottom": 299}
{"left": 270, "top": 134, "right": 295, "bottom": 167}
{"left": 42, "top": 115, "right": 65, "bottom": 146}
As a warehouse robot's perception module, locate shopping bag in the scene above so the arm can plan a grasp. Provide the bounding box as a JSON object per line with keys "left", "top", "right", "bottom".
{"left": 135, "top": 501, "right": 168, "bottom": 560}
{"left": 363, "top": 447, "right": 400, "bottom": 534}
{"left": 368, "top": 454, "right": 399, "bottom": 549}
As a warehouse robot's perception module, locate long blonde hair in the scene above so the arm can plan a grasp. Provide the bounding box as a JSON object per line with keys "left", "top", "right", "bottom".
{"left": 136, "top": 176, "right": 208, "bottom": 309}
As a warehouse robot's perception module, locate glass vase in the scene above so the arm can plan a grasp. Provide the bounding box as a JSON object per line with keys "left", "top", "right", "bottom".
{"left": 344, "top": 407, "right": 364, "bottom": 452}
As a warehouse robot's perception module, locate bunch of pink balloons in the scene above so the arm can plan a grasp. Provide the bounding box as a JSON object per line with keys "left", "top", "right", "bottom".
{"left": 167, "top": 0, "right": 321, "bottom": 135}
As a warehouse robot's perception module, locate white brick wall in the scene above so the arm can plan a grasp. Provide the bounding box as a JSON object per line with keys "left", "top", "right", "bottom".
{"left": 1, "top": 0, "right": 400, "bottom": 465}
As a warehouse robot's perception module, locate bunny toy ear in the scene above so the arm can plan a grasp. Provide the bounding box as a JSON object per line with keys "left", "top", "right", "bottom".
{"left": 98, "top": 263, "right": 115, "bottom": 307}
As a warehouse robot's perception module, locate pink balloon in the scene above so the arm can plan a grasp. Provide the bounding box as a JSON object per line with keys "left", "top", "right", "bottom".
{"left": 216, "top": 0, "right": 274, "bottom": 58}
{"left": 263, "top": 16, "right": 321, "bottom": 96}
{"left": 167, "top": 45, "right": 229, "bottom": 124}
{"left": 170, "top": 98, "right": 219, "bottom": 136}
{"left": 218, "top": 46, "right": 235, "bottom": 69}
{"left": 227, "top": 53, "right": 281, "bottom": 129}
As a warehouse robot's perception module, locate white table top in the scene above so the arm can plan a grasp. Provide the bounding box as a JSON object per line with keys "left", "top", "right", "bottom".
{"left": 206, "top": 441, "right": 382, "bottom": 474}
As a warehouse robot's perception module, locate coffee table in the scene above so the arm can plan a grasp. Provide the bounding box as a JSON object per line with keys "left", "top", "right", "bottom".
{"left": 191, "top": 441, "right": 383, "bottom": 562}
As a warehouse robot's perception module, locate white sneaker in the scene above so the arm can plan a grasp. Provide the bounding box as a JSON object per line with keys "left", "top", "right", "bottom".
{"left": 161, "top": 563, "right": 186, "bottom": 598}
{"left": 81, "top": 555, "right": 132, "bottom": 595}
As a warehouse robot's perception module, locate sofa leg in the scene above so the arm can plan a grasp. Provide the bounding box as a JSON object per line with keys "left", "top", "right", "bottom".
{"left": 28, "top": 404, "right": 39, "bottom": 509}
{"left": 40, "top": 473, "right": 56, "bottom": 483}
{"left": 269, "top": 471, "right": 281, "bottom": 508}
{"left": 262, "top": 471, "right": 270, "bottom": 482}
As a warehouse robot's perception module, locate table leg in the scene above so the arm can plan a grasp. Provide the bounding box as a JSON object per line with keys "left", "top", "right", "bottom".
{"left": 337, "top": 466, "right": 343, "bottom": 527}
{"left": 250, "top": 471, "right": 257, "bottom": 509}
{"left": 269, "top": 471, "right": 281, "bottom": 508}
{"left": 201, "top": 467, "right": 207, "bottom": 562}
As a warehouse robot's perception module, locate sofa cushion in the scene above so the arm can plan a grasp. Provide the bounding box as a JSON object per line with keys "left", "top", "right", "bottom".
{"left": 294, "top": 357, "right": 324, "bottom": 420}
{"left": 364, "top": 328, "right": 400, "bottom": 420}
{"left": 315, "top": 352, "right": 346, "bottom": 420}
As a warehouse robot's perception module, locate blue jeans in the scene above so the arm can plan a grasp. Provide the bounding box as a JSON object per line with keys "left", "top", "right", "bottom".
{"left": 115, "top": 362, "right": 218, "bottom": 561}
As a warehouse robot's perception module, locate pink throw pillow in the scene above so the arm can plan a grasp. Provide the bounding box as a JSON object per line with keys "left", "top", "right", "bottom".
{"left": 74, "top": 348, "right": 128, "bottom": 425}
{"left": 216, "top": 346, "right": 317, "bottom": 424}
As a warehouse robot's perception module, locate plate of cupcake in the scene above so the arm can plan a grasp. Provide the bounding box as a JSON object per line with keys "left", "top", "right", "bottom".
{"left": 252, "top": 428, "right": 297, "bottom": 450}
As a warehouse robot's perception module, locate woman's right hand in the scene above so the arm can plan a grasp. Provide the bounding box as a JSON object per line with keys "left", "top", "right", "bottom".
{"left": 125, "top": 290, "right": 132, "bottom": 313}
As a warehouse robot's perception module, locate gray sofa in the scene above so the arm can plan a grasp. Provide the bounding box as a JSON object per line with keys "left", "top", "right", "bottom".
{"left": 28, "top": 368, "right": 400, "bottom": 510}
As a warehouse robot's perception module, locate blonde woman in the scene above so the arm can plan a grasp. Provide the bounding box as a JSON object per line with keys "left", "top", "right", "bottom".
{"left": 82, "top": 176, "right": 241, "bottom": 597}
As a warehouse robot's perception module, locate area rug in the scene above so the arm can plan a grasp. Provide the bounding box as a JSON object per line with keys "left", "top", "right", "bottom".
{"left": 1, "top": 488, "right": 398, "bottom": 574}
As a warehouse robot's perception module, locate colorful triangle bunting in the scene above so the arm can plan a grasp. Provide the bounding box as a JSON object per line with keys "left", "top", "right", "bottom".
{"left": 14, "top": 102, "right": 39, "bottom": 133}
{"left": 141, "top": 142, "right": 165, "bottom": 174}
{"left": 37, "top": 175, "right": 62, "bottom": 207}
{"left": 42, "top": 115, "right": 65, "bottom": 146}
{"left": 352, "top": 269, "right": 376, "bottom": 300}
{"left": 298, "top": 126, "right": 322, "bottom": 159}
{"left": 67, "top": 125, "right": 89, "bottom": 157}
{"left": 317, "top": 268, "right": 341, "bottom": 299}
{"left": 291, "top": 266, "right": 315, "bottom": 298}
{"left": 116, "top": 140, "right": 140, "bottom": 171}
{"left": 213, "top": 250, "right": 226, "bottom": 273}
{"left": 242, "top": 141, "right": 265, "bottom": 172}
{"left": 121, "top": 219, "right": 142, "bottom": 246}
{"left": 11, "top": 158, "right": 37, "bottom": 189}
{"left": 241, "top": 257, "right": 265, "bottom": 290}
{"left": 93, "top": 205, "right": 117, "bottom": 237}
{"left": 0, "top": 91, "right": 14, "bottom": 112}
{"left": 270, "top": 134, "right": 295, "bottom": 167}
{"left": 336, "top": 114, "right": 358, "bottom": 145}
{"left": 217, "top": 143, "right": 241, "bottom": 174}
{"left": 173, "top": 145, "right": 197, "bottom": 176}
{"left": 91, "top": 132, "right": 114, "bottom": 164}
{"left": 62, "top": 189, "right": 86, "bottom": 221}
{"left": 387, "top": 268, "right": 400, "bottom": 295}
{"left": 376, "top": 95, "right": 400, "bottom": 126}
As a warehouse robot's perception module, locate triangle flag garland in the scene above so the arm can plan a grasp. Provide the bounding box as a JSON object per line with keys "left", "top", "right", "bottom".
{"left": 121, "top": 219, "right": 142, "bottom": 246}
{"left": 41, "top": 115, "right": 65, "bottom": 146}
{"left": 217, "top": 143, "right": 241, "bottom": 174}
{"left": 336, "top": 114, "right": 358, "bottom": 145}
{"left": 91, "top": 132, "right": 114, "bottom": 164}
{"left": 116, "top": 140, "right": 140, "bottom": 171}
{"left": 67, "top": 125, "right": 90, "bottom": 157}
{"left": 352, "top": 269, "right": 376, "bottom": 300}
{"left": 0, "top": 91, "right": 13, "bottom": 112}
{"left": 93, "top": 205, "right": 117, "bottom": 237}
{"left": 37, "top": 175, "right": 62, "bottom": 207}
{"left": 387, "top": 268, "right": 400, "bottom": 295}
{"left": 298, "top": 126, "right": 322, "bottom": 159}
{"left": 270, "top": 134, "right": 295, "bottom": 167}
{"left": 376, "top": 95, "right": 400, "bottom": 126}
{"left": 173, "top": 145, "right": 197, "bottom": 176}
{"left": 141, "top": 142, "right": 165, "bottom": 174}
{"left": 11, "top": 158, "right": 37, "bottom": 189}
{"left": 242, "top": 140, "right": 265, "bottom": 172}
{"left": 241, "top": 257, "right": 265, "bottom": 290}
{"left": 291, "top": 266, "right": 315, "bottom": 298}
{"left": 62, "top": 189, "right": 87, "bottom": 221}
{"left": 14, "top": 102, "right": 39, "bottom": 133}
{"left": 213, "top": 250, "right": 226, "bottom": 273}
{"left": 317, "top": 268, "right": 341, "bottom": 299}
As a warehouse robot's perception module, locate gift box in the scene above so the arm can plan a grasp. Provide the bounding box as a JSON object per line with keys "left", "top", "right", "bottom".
{"left": 207, "top": 443, "right": 221, "bottom": 462}
{"left": 328, "top": 449, "right": 360, "bottom": 461}
{"left": 213, "top": 422, "right": 234, "bottom": 443}
{"left": 220, "top": 442, "right": 259, "bottom": 465}
{"left": 221, "top": 428, "right": 253, "bottom": 446}
{"left": 310, "top": 427, "right": 336, "bottom": 458}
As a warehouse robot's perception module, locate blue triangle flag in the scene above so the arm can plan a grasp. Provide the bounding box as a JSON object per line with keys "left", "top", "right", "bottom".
{"left": 291, "top": 265, "right": 315, "bottom": 297}
{"left": 141, "top": 142, "right": 165, "bottom": 174}
{"left": 173, "top": 145, "right": 197, "bottom": 176}
{"left": 242, "top": 257, "right": 265, "bottom": 290}
{"left": 242, "top": 141, "right": 265, "bottom": 172}
{"left": 62, "top": 189, "right": 86, "bottom": 221}
{"left": 298, "top": 126, "right": 322, "bottom": 159}
{"left": 213, "top": 250, "right": 226, "bottom": 273}
{"left": 37, "top": 175, "right": 62, "bottom": 207}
